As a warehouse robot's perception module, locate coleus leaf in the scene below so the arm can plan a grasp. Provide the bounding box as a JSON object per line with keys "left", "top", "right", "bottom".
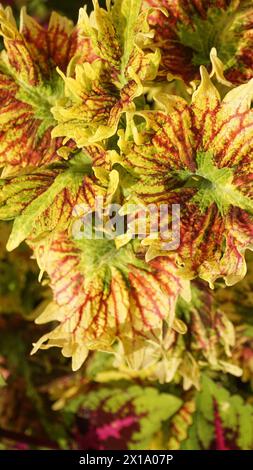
{"left": 0, "top": 6, "right": 91, "bottom": 170}
{"left": 177, "top": 280, "right": 241, "bottom": 377}
{"left": 167, "top": 399, "right": 196, "bottom": 450}
{"left": 30, "top": 232, "right": 189, "bottom": 371}
{"left": 120, "top": 68, "right": 253, "bottom": 286}
{"left": 0, "top": 146, "right": 108, "bottom": 250}
{"left": 79, "top": 0, "right": 143, "bottom": 72}
{"left": 215, "top": 251, "right": 253, "bottom": 321}
{"left": 51, "top": 0, "right": 160, "bottom": 146}
{"left": 65, "top": 385, "right": 182, "bottom": 450}
{"left": 182, "top": 375, "right": 253, "bottom": 450}
{"left": 215, "top": 252, "right": 253, "bottom": 381}
{"left": 146, "top": 0, "right": 253, "bottom": 84}
{"left": 232, "top": 325, "right": 253, "bottom": 384}
{"left": 104, "top": 279, "right": 241, "bottom": 388}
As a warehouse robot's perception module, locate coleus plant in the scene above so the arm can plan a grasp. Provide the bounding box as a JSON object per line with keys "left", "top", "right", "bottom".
{"left": 0, "top": 0, "right": 253, "bottom": 430}
{"left": 1, "top": 214, "right": 253, "bottom": 450}
{"left": 146, "top": 0, "right": 253, "bottom": 84}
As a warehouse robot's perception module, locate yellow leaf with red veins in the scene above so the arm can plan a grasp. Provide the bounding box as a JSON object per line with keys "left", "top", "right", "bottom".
{"left": 0, "top": 146, "right": 109, "bottom": 250}
{"left": 0, "top": 6, "right": 92, "bottom": 170}
{"left": 51, "top": 0, "right": 160, "bottom": 147}
{"left": 120, "top": 70, "right": 253, "bottom": 286}
{"left": 30, "top": 232, "right": 189, "bottom": 371}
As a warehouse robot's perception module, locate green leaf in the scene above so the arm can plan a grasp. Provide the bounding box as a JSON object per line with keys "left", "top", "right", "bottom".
{"left": 181, "top": 418, "right": 201, "bottom": 450}
{"left": 237, "top": 404, "right": 253, "bottom": 449}
{"left": 0, "top": 373, "right": 6, "bottom": 387}
{"left": 196, "top": 413, "right": 214, "bottom": 448}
